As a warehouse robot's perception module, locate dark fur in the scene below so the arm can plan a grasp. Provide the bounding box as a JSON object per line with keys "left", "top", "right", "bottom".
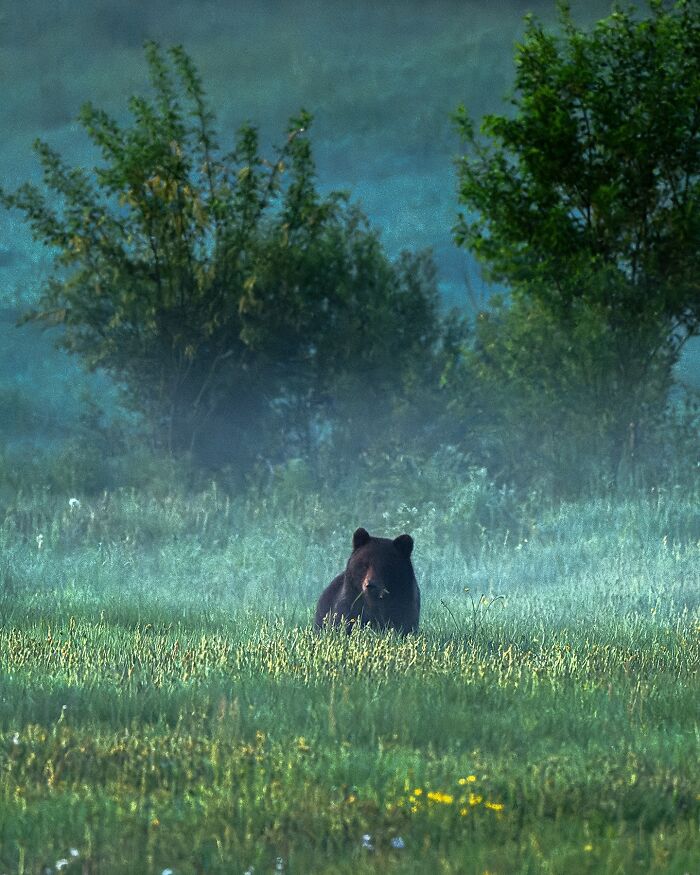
{"left": 314, "top": 527, "right": 420, "bottom": 634}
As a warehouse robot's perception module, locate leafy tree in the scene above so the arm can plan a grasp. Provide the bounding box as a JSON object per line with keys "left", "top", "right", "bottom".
{"left": 466, "top": 294, "right": 677, "bottom": 493}
{"left": 454, "top": 1, "right": 700, "bottom": 487}
{"left": 1, "top": 43, "right": 450, "bottom": 473}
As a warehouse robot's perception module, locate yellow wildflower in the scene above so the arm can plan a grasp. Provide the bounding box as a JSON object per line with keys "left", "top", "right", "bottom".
{"left": 427, "top": 791, "right": 454, "bottom": 804}
{"left": 583, "top": 844, "right": 593, "bottom": 852}
{"left": 484, "top": 801, "right": 504, "bottom": 812}
{"left": 414, "top": 788, "right": 423, "bottom": 796}
{"left": 458, "top": 775, "right": 477, "bottom": 785}
{"left": 469, "top": 792, "right": 483, "bottom": 806}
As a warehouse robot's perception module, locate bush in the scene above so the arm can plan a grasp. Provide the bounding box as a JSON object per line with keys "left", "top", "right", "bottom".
{"left": 1, "top": 43, "right": 456, "bottom": 477}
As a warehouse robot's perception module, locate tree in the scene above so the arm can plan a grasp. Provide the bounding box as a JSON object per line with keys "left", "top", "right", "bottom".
{"left": 454, "top": 0, "right": 700, "bottom": 487}
{"left": 1, "top": 43, "right": 450, "bottom": 473}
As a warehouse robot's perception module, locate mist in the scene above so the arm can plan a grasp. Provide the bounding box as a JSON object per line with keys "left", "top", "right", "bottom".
{"left": 1, "top": 4, "right": 700, "bottom": 869}
{"left": 7, "top": 0, "right": 655, "bottom": 451}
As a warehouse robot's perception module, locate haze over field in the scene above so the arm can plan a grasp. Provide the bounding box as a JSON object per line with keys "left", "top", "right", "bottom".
{"left": 1, "top": 5, "right": 700, "bottom": 870}
{"left": 1, "top": 0, "right": 611, "bottom": 298}
{"left": 2, "top": 0, "right": 698, "bottom": 451}
{"left": 15, "top": 2, "right": 700, "bottom": 420}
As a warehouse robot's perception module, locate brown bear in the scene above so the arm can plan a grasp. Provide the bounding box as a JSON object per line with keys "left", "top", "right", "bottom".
{"left": 314, "top": 527, "right": 420, "bottom": 634}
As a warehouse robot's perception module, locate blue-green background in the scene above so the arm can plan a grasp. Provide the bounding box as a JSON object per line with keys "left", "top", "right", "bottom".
{"left": 1, "top": 0, "right": 697, "bottom": 448}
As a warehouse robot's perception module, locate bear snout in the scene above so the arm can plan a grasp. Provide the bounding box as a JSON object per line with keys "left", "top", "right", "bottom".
{"left": 362, "top": 575, "right": 389, "bottom": 599}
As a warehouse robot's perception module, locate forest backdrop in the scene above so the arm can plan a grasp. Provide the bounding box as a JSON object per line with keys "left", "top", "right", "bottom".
{"left": 1, "top": 0, "right": 698, "bottom": 505}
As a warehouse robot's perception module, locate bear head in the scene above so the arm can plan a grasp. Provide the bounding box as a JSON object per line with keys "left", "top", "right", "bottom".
{"left": 345, "top": 526, "right": 415, "bottom": 610}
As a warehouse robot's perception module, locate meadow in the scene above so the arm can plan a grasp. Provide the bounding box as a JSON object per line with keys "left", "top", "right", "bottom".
{"left": 0, "top": 481, "right": 699, "bottom": 874}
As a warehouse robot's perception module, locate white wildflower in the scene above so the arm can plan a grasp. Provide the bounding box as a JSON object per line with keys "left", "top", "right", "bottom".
{"left": 391, "top": 836, "right": 405, "bottom": 849}
{"left": 68, "top": 497, "right": 81, "bottom": 510}
{"left": 162, "top": 869, "right": 174, "bottom": 875}
{"left": 55, "top": 861, "right": 69, "bottom": 872}
{"left": 275, "top": 859, "right": 284, "bottom": 873}
{"left": 69, "top": 849, "right": 79, "bottom": 858}
{"left": 361, "top": 834, "right": 374, "bottom": 850}
{"left": 11, "top": 732, "right": 19, "bottom": 745}
{"left": 36, "top": 534, "right": 44, "bottom": 550}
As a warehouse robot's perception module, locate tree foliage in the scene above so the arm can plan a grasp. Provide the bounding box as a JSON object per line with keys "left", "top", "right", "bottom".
{"left": 454, "top": 0, "right": 700, "bottom": 488}
{"left": 1, "top": 43, "right": 451, "bottom": 473}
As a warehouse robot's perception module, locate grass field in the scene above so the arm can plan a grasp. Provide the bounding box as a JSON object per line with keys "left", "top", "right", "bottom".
{"left": 0, "top": 484, "right": 699, "bottom": 873}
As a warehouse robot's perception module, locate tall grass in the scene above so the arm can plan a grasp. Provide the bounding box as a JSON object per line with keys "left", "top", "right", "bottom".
{"left": 0, "top": 484, "right": 698, "bottom": 873}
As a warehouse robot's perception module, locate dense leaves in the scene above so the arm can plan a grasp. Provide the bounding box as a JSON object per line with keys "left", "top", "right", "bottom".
{"left": 3, "top": 6, "right": 700, "bottom": 498}
{"left": 1, "top": 43, "right": 453, "bottom": 473}
{"left": 454, "top": 0, "right": 700, "bottom": 491}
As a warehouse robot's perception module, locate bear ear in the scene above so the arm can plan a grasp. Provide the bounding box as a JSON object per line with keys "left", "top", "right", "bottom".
{"left": 352, "top": 527, "right": 371, "bottom": 549}
{"left": 393, "top": 534, "right": 414, "bottom": 557}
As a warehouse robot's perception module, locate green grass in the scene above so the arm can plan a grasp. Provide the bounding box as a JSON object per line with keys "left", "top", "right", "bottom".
{"left": 0, "top": 485, "right": 699, "bottom": 873}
